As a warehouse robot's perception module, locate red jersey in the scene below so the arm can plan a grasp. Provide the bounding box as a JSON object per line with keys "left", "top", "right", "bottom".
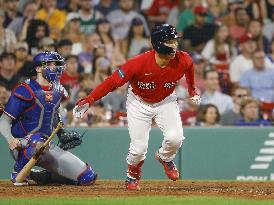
{"left": 60, "top": 71, "right": 79, "bottom": 87}
{"left": 88, "top": 50, "right": 197, "bottom": 103}
{"left": 147, "top": 0, "right": 179, "bottom": 18}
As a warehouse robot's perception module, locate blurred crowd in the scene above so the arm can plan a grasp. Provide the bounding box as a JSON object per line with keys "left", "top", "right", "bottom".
{"left": 0, "top": 0, "right": 273, "bottom": 127}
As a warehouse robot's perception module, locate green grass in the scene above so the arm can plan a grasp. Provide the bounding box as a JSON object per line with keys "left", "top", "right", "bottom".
{"left": 0, "top": 196, "right": 274, "bottom": 205}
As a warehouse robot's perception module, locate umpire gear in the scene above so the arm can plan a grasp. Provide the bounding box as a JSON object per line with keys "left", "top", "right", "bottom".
{"left": 151, "top": 24, "right": 181, "bottom": 55}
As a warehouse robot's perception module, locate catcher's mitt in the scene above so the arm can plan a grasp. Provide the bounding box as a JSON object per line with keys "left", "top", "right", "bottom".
{"left": 57, "top": 129, "right": 85, "bottom": 150}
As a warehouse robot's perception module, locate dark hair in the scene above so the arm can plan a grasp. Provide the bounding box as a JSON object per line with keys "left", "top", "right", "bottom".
{"left": 270, "top": 37, "right": 274, "bottom": 53}
{"left": 203, "top": 69, "right": 218, "bottom": 80}
{"left": 26, "top": 19, "right": 50, "bottom": 53}
{"left": 126, "top": 18, "right": 149, "bottom": 58}
{"left": 95, "top": 19, "right": 115, "bottom": 46}
{"left": 234, "top": 6, "right": 246, "bottom": 17}
{"left": 197, "top": 104, "right": 220, "bottom": 123}
{"left": 58, "top": 39, "right": 73, "bottom": 48}
{"left": 0, "top": 52, "right": 16, "bottom": 61}
{"left": 66, "top": 54, "right": 78, "bottom": 61}
{"left": 230, "top": 86, "right": 250, "bottom": 96}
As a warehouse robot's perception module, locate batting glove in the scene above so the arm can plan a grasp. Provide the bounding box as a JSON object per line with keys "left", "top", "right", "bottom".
{"left": 190, "top": 95, "right": 201, "bottom": 105}
{"left": 73, "top": 97, "right": 94, "bottom": 119}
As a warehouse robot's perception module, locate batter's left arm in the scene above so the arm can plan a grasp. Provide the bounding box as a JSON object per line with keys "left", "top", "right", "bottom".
{"left": 185, "top": 62, "right": 197, "bottom": 97}
{"left": 184, "top": 60, "right": 201, "bottom": 105}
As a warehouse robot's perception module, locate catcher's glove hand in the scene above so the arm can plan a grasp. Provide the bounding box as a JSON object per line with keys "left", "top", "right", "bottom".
{"left": 57, "top": 129, "right": 85, "bottom": 150}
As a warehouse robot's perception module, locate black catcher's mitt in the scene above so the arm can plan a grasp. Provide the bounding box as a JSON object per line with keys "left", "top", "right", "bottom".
{"left": 57, "top": 129, "right": 85, "bottom": 150}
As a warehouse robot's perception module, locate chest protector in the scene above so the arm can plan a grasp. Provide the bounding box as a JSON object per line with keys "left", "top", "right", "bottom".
{"left": 11, "top": 79, "right": 62, "bottom": 138}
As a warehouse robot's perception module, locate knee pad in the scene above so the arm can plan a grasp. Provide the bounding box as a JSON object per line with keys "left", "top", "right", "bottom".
{"left": 14, "top": 134, "right": 47, "bottom": 172}
{"left": 25, "top": 133, "right": 47, "bottom": 159}
{"left": 77, "top": 165, "right": 97, "bottom": 185}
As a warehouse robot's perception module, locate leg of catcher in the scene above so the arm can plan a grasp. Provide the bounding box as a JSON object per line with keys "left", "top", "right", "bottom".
{"left": 11, "top": 133, "right": 47, "bottom": 186}
{"left": 37, "top": 144, "right": 97, "bottom": 185}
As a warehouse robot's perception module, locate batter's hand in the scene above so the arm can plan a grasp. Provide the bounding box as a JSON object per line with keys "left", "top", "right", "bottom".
{"left": 8, "top": 138, "right": 21, "bottom": 150}
{"left": 190, "top": 95, "right": 201, "bottom": 105}
{"left": 73, "top": 97, "right": 94, "bottom": 119}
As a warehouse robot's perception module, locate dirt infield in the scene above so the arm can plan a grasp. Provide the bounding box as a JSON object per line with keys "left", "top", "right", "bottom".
{"left": 1, "top": 180, "right": 274, "bottom": 199}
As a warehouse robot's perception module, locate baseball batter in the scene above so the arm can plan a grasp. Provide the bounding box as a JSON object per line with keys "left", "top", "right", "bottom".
{"left": 74, "top": 24, "right": 201, "bottom": 190}
{"left": 0, "top": 51, "right": 97, "bottom": 186}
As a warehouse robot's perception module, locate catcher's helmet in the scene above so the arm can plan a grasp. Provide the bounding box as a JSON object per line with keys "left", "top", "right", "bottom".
{"left": 151, "top": 24, "right": 181, "bottom": 55}
{"left": 33, "top": 51, "right": 65, "bottom": 82}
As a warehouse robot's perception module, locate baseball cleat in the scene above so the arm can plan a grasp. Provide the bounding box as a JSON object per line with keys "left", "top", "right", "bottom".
{"left": 155, "top": 152, "right": 179, "bottom": 181}
{"left": 11, "top": 172, "right": 29, "bottom": 186}
{"left": 125, "top": 160, "right": 144, "bottom": 190}
{"left": 125, "top": 176, "right": 140, "bottom": 190}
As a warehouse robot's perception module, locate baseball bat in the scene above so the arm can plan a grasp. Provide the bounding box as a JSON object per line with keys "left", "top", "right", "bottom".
{"left": 16, "top": 123, "right": 63, "bottom": 183}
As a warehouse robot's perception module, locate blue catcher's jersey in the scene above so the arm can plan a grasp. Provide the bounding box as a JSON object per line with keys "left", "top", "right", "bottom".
{"left": 4, "top": 79, "right": 66, "bottom": 138}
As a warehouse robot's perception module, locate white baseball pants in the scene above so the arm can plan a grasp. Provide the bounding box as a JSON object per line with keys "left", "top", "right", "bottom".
{"left": 126, "top": 89, "right": 185, "bottom": 165}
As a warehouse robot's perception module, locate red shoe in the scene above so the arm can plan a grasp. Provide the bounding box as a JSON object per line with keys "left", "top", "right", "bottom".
{"left": 125, "top": 160, "right": 144, "bottom": 190}
{"left": 125, "top": 176, "right": 140, "bottom": 190}
{"left": 155, "top": 152, "right": 179, "bottom": 181}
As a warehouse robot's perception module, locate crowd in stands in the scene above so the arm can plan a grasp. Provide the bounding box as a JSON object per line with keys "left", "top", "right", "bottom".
{"left": 0, "top": 0, "right": 273, "bottom": 127}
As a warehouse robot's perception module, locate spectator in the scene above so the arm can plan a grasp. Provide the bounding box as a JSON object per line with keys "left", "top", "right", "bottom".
{"left": 221, "top": 0, "right": 244, "bottom": 27}
{"left": 245, "top": 0, "right": 267, "bottom": 23}
{"left": 234, "top": 96, "right": 272, "bottom": 126}
{"left": 202, "top": 25, "right": 234, "bottom": 66}
{"left": 95, "top": 18, "right": 125, "bottom": 67}
{"left": 14, "top": 42, "right": 33, "bottom": 78}
{"left": 3, "top": 0, "right": 22, "bottom": 28}
{"left": 76, "top": 0, "right": 103, "bottom": 35}
{"left": 240, "top": 50, "right": 274, "bottom": 102}
{"left": 220, "top": 86, "right": 250, "bottom": 125}
{"left": 176, "top": 0, "right": 195, "bottom": 32}
{"left": 121, "top": 17, "right": 151, "bottom": 59}
{"left": 0, "top": 9, "right": 17, "bottom": 54}
{"left": 57, "top": 39, "right": 73, "bottom": 58}
{"left": 8, "top": 1, "right": 38, "bottom": 40}
{"left": 146, "top": 0, "right": 179, "bottom": 26}
{"left": 179, "top": 54, "right": 206, "bottom": 95}
{"left": 167, "top": 0, "right": 188, "bottom": 27}
{"left": 265, "top": 0, "right": 274, "bottom": 22}
{"left": 102, "top": 83, "right": 127, "bottom": 113}
{"left": 94, "top": 0, "right": 119, "bottom": 16}
{"left": 39, "top": 37, "right": 56, "bottom": 52}
{"left": 26, "top": 19, "right": 50, "bottom": 55}
{"left": 92, "top": 45, "right": 112, "bottom": 86}
{"left": 0, "top": 52, "right": 19, "bottom": 91}
{"left": 183, "top": 5, "right": 216, "bottom": 53}
{"left": 179, "top": 98, "right": 199, "bottom": 126}
{"left": 202, "top": 25, "right": 235, "bottom": 93}
{"left": 229, "top": 7, "right": 249, "bottom": 41}
{"left": 62, "top": 13, "right": 84, "bottom": 55}
{"left": 201, "top": 69, "right": 233, "bottom": 114}
{"left": 0, "top": 84, "right": 9, "bottom": 106}
{"left": 78, "top": 32, "right": 102, "bottom": 73}
{"left": 263, "top": 11, "right": 274, "bottom": 42}
{"left": 63, "top": 0, "right": 80, "bottom": 13}
{"left": 229, "top": 33, "right": 256, "bottom": 85}
{"left": 266, "top": 38, "right": 274, "bottom": 69}
{"left": 60, "top": 55, "right": 80, "bottom": 88}
{"left": 196, "top": 104, "right": 221, "bottom": 127}
{"left": 205, "top": 0, "right": 227, "bottom": 24}
{"left": 37, "top": 0, "right": 67, "bottom": 40}
{"left": 107, "top": 0, "right": 150, "bottom": 41}
{"left": 247, "top": 19, "right": 269, "bottom": 53}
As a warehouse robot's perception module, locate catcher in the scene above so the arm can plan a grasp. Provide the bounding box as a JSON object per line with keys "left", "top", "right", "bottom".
{"left": 0, "top": 51, "right": 97, "bottom": 186}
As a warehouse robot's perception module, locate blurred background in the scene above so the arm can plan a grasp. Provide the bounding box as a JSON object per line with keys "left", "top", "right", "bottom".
{"left": 0, "top": 0, "right": 273, "bottom": 128}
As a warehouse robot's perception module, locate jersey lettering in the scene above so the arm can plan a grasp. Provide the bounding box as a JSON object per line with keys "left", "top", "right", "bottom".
{"left": 137, "top": 81, "right": 156, "bottom": 90}
{"left": 164, "top": 82, "right": 176, "bottom": 89}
